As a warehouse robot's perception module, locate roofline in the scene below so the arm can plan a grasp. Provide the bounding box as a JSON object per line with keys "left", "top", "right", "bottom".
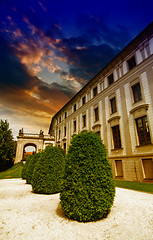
{"left": 49, "top": 21, "right": 153, "bottom": 134}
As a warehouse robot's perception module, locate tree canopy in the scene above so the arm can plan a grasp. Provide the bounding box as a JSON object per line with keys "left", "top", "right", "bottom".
{"left": 0, "top": 119, "right": 16, "bottom": 171}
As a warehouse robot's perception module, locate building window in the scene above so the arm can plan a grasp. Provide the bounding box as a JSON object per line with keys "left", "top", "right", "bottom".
{"left": 112, "top": 125, "right": 121, "bottom": 149}
{"left": 73, "top": 120, "right": 76, "bottom": 132}
{"left": 59, "top": 117, "right": 61, "bottom": 123}
{"left": 93, "top": 86, "right": 98, "bottom": 97}
{"left": 63, "top": 142, "right": 66, "bottom": 152}
{"left": 65, "top": 112, "right": 67, "bottom": 118}
{"left": 136, "top": 116, "right": 151, "bottom": 146}
{"left": 82, "top": 114, "right": 86, "bottom": 128}
{"left": 58, "top": 129, "right": 61, "bottom": 139}
{"left": 64, "top": 126, "right": 66, "bottom": 137}
{"left": 94, "top": 107, "right": 99, "bottom": 122}
{"left": 74, "top": 104, "right": 76, "bottom": 112}
{"left": 82, "top": 96, "right": 86, "bottom": 105}
{"left": 115, "top": 160, "right": 123, "bottom": 177}
{"left": 127, "top": 55, "right": 136, "bottom": 70}
{"left": 110, "top": 97, "right": 117, "bottom": 114}
{"left": 108, "top": 73, "right": 114, "bottom": 86}
{"left": 142, "top": 159, "right": 153, "bottom": 179}
{"left": 132, "top": 82, "right": 142, "bottom": 103}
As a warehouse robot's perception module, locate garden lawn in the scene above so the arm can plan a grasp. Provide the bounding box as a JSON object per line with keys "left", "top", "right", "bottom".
{"left": 115, "top": 179, "right": 153, "bottom": 194}
{"left": 0, "top": 163, "right": 23, "bottom": 179}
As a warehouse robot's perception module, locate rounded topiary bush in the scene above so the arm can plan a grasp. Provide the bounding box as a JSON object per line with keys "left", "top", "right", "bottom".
{"left": 21, "top": 155, "right": 33, "bottom": 180}
{"left": 31, "top": 145, "right": 65, "bottom": 194}
{"left": 26, "top": 153, "right": 41, "bottom": 184}
{"left": 60, "top": 131, "right": 115, "bottom": 222}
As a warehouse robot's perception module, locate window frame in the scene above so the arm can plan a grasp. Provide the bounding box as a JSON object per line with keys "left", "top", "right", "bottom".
{"left": 110, "top": 96, "right": 117, "bottom": 114}
{"left": 108, "top": 73, "right": 114, "bottom": 86}
{"left": 82, "top": 114, "right": 86, "bottom": 128}
{"left": 82, "top": 96, "right": 86, "bottom": 105}
{"left": 74, "top": 104, "right": 76, "bottom": 112}
{"left": 132, "top": 82, "right": 142, "bottom": 103}
{"left": 94, "top": 107, "right": 99, "bottom": 122}
{"left": 135, "top": 115, "right": 151, "bottom": 146}
{"left": 64, "top": 126, "right": 66, "bottom": 137}
{"left": 58, "top": 129, "right": 61, "bottom": 139}
{"left": 73, "top": 120, "right": 76, "bottom": 132}
{"left": 63, "top": 142, "right": 66, "bottom": 152}
{"left": 127, "top": 55, "right": 136, "bottom": 70}
{"left": 65, "top": 111, "right": 67, "bottom": 119}
{"left": 115, "top": 160, "right": 123, "bottom": 177}
{"left": 112, "top": 125, "right": 122, "bottom": 149}
{"left": 93, "top": 86, "right": 98, "bottom": 97}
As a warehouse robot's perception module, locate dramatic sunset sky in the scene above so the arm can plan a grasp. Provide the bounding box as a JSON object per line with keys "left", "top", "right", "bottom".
{"left": 0, "top": 0, "right": 153, "bottom": 139}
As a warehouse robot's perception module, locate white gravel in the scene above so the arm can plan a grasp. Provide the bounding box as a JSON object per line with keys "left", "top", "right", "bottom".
{"left": 0, "top": 179, "right": 153, "bottom": 240}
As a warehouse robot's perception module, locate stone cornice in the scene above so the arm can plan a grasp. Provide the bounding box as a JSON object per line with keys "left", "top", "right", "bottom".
{"left": 107, "top": 115, "right": 121, "bottom": 123}
{"left": 130, "top": 103, "right": 149, "bottom": 114}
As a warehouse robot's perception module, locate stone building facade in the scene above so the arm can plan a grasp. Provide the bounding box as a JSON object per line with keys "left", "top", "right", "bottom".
{"left": 49, "top": 22, "right": 153, "bottom": 182}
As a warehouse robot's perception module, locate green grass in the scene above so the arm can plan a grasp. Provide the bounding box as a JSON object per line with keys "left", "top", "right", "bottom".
{"left": 0, "top": 162, "right": 24, "bottom": 179}
{"left": 115, "top": 180, "right": 153, "bottom": 194}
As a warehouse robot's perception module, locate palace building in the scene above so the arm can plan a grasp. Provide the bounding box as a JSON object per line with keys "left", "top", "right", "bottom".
{"left": 49, "top": 22, "right": 153, "bottom": 182}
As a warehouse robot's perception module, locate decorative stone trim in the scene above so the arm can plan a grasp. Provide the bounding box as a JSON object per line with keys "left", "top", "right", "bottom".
{"left": 107, "top": 115, "right": 121, "bottom": 127}
{"left": 92, "top": 123, "right": 101, "bottom": 129}
{"left": 62, "top": 137, "right": 67, "bottom": 142}
{"left": 108, "top": 115, "right": 121, "bottom": 123}
{"left": 130, "top": 103, "right": 149, "bottom": 114}
{"left": 130, "top": 103, "right": 149, "bottom": 118}
{"left": 92, "top": 123, "right": 101, "bottom": 133}
{"left": 81, "top": 128, "right": 87, "bottom": 132}
{"left": 111, "top": 148, "right": 123, "bottom": 152}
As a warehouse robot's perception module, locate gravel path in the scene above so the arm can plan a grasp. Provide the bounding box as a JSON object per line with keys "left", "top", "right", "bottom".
{"left": 0, "top": 179, "right": 153, "bottom": 240}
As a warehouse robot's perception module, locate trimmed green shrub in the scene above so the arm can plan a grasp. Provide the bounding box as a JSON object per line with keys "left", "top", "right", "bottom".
{"left": 31, "top": 145, "right": 65, "bottom": 194}
{"left": 26, "top": 153, "right": 41, "bottom": 184}
{"left": 21, "top": 155, "right": 33, "bottom": 180}
{"left": 60, "top": 131, "right": 115, "bottom": 222}
{"left": 58, "top": 146, "right": 66, "bottom": 157}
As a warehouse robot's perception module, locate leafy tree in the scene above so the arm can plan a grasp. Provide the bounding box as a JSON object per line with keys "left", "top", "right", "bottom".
{"left": 0, "top": 119, "right": 16, "bottom": 171}
{"left": 60, "top": 131, "right": 115, "bottom": 222}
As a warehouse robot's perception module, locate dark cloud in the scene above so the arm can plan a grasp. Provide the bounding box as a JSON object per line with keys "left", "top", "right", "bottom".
{"left": 0, "top": 2, "right": 131, "bottom": 95}
{"left": 0, "top": 35, "right": 70, "bottom": 117}
{"left": 51, "top": 82, "right": 76, "bottom": 99}
{"left": 53, "top": 17, "right": 131, "bottom": 84}
{"left": 0, "top": 35, "right": 39, "bottom": 90}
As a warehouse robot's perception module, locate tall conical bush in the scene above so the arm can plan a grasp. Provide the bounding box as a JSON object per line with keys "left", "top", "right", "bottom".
{"left": 60, "top": 131, "right": 115, "bottom": 222}
{"left": 31, "top": 145, "right": 65, "bottom": 194}
{"left": 21, "top": 155, "right": 33, "bottom": 180}
{"left": 26, "top": 152, "right": 41, "bottom": 184}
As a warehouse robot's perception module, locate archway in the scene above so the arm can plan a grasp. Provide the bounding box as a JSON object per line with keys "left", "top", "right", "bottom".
{"left": 23, "top": 143, "right": 37, "bottom": 161}
{"left": 15, "top": 130, "right": 55, "bottom": 163}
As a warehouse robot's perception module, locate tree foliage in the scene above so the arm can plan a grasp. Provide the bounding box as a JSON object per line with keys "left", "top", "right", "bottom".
{"left": 0, "top": 119, "right": 16, "bottom": 171}
{"left": 31, "top": 145, "right": 65, "bottom": 194}
{"left": 26, "top": 153, "right": 41, "bottom": 184}
{"left": 21, "top": 155, "right": 33, "bottom": 180}
{"left": 60, "top": 131, "right": 115, "bottom": 222}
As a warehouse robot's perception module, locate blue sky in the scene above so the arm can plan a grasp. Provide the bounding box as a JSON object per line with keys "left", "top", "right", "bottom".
{"left": 0, "top": 0, "right": 153, "bottom": 138}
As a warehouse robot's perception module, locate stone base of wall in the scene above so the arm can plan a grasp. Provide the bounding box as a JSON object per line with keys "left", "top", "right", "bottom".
{"left": 109, "top": 156, "right": 153, "bottom": 183}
